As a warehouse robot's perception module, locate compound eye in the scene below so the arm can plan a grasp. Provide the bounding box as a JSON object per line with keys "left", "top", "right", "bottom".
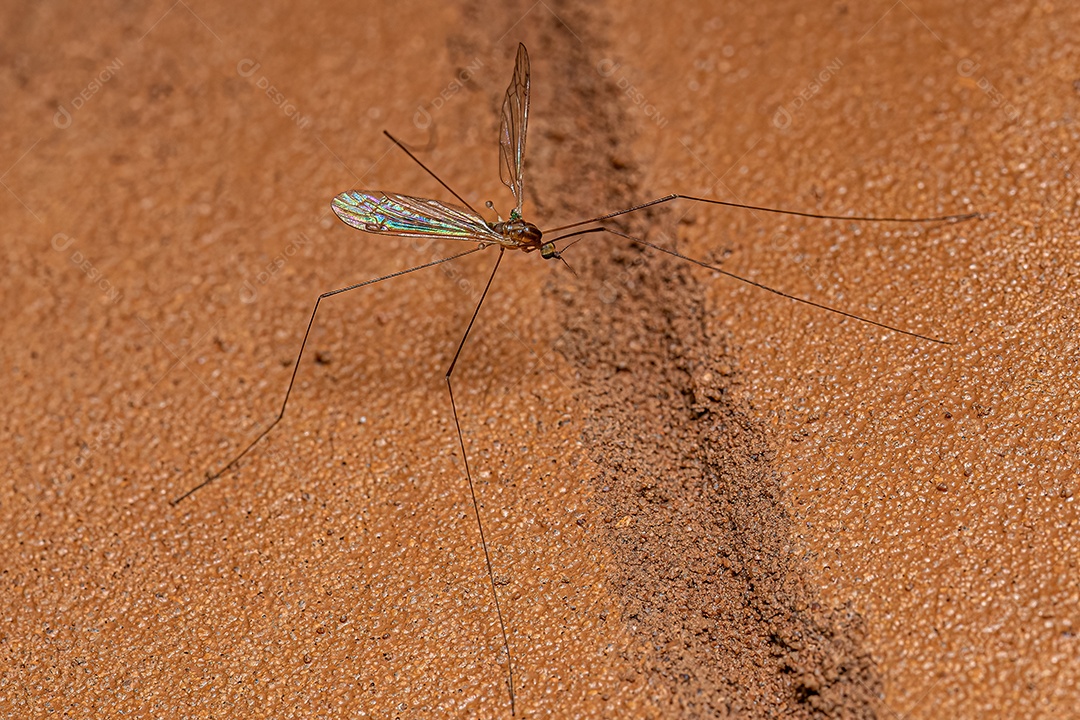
{"left": 540, "top": 242, "right": 558, "bottom": 259}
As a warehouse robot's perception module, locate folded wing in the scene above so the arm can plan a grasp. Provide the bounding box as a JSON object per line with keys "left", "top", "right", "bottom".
{"left": 332, "top": 191, "right": 501, "bottom": 242}
{"left": 499, "top": 43, "right": 530, "bottom": 217}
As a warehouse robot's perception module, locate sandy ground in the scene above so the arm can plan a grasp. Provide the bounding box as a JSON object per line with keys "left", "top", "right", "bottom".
{"left": 2, "top": 1, "right": 1077, "bottom": 718}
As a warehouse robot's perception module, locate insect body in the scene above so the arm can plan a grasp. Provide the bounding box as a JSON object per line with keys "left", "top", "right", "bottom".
{"left": 331, "top": 191, "right": 553, "bottom": 257}
{"left": 178, "top": 42, "right": 979, "bottom": 717}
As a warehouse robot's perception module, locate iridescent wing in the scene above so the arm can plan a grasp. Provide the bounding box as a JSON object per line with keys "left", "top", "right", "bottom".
{"left": 332, "top": 191, "right": 503, "bottom": 242}
{"left": 499, "top": 43, "right": 530, "bottom": 219}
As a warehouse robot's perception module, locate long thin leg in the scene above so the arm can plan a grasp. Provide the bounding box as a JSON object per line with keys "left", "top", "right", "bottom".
{"left": 383, "top": 130, "right": 486, "bottom": 218}
{"left": 545, "top": 192, "right": 982, "bottom": 234}
{"left": 593, "top": 226, "right": 952, "bottom": 345}
{"left": 172, "top": 246, "right": 487, "bottom": 505}
{"left": 444, "top": 248, "right": 516, "bottom": 716}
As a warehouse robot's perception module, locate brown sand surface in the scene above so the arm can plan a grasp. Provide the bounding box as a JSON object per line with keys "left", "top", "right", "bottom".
{"left": 1, "top": 1, "right": 1076, "bottom": 718}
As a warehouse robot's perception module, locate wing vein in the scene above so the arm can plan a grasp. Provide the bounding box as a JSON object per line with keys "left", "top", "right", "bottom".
{"left": 331, "top": 191, "right": 501, "bottom": 242}
{"left": 499, "top": 43, "right": 531, "bottom": 216}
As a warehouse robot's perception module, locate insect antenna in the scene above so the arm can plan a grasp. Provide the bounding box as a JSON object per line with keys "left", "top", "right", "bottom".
{"left": 172, "top": 246, "right": 487, "bottom": 505}
{"left": 545, "top": 227, "right": 608, "bottom": 251}
{"left": 544, "top": 227, "right": 613, "bottom": 275}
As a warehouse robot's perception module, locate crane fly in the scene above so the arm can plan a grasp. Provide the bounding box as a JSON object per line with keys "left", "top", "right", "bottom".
{"left": 174, "top": 43, "right": 980, "bottom": 715}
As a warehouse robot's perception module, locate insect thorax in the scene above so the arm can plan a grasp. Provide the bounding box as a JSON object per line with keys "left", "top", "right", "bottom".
{"left": 493, "top": 218, "right": 544, "bottom": 251}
